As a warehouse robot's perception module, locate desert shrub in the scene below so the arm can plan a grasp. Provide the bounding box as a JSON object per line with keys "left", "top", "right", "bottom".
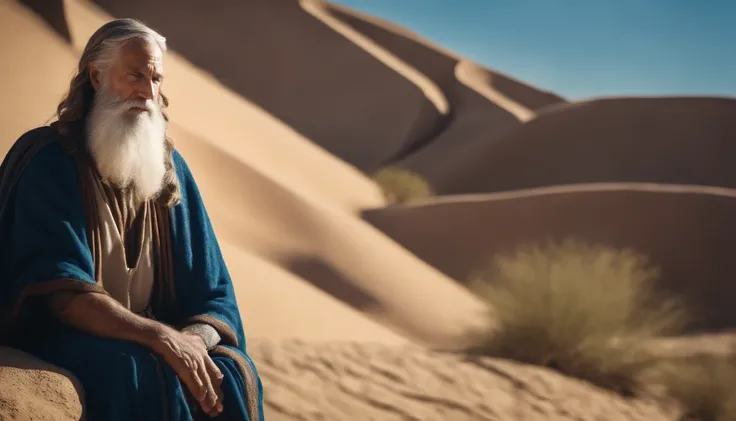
{"left": 372, "top": 166, "right": 433, "bottom": 204}
{"left": 465, "top": 238, "right": 689, "bottom": 394}
{"left": 656, "top": 355, "right": 736, "bottom": 421}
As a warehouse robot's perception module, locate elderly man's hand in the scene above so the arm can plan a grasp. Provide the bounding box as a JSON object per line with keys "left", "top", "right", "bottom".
{"left": 151, "top": 326, "right": 224, "bottom": 416}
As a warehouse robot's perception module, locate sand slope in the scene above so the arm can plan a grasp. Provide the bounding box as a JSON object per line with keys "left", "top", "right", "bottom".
{"left": 325, "top": 3, "right": 535, "bottom": 180}
{"left": 432, "top": 97, "right": 736, "bottom": 194}
{"left": 364, "top": 183, "right": 736, "bottom": 333}
{"left": 248, "top": 338, "right": 677, "bottom": 421}
{"left": 326, "top": 2, "right": 566, "bottom": 111}
{"left": 315, "top": 4, "right": 736, "bottom": 198}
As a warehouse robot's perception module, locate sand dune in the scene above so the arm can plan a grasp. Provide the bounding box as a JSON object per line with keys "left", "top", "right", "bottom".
{"left": 326, "top": 2, "right": 566, "bottom": 111}
{"left": 364, "top": 183, "right": 736, "bottom": 333}
{"left": 324, "top": 4, "right": 531, "bottom": 178}
{"left": 432, "top": 96, "right": 736, "bottom": 194}
{"left": 314, "top": 3, "right": 736, "bottom": 199}
{"left": 325, "top": 1, "right": 568, "bottom": 184}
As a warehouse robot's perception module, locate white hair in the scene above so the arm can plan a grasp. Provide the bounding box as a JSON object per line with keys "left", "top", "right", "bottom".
{"left": 90, "top": 18, "right": 167, "bottom": 72}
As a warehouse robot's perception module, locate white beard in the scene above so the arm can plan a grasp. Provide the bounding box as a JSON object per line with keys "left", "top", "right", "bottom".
{"left": 86, "top": 84, "right": 167, "bottom": 204}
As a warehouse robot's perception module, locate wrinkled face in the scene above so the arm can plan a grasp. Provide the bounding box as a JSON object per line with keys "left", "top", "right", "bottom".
{"left": 91, "top": 38, "right": 164, "bottom": 111}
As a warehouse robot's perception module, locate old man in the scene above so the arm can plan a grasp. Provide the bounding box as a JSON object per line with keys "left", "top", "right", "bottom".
{"left": 0, "top": 18, "right": 263, "bottom": 421}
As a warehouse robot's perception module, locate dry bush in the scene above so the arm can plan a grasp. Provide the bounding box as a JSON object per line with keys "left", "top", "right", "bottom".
{"left": 372, "top": 166, "right": 434, "bottom": 204}
{"left": 656, "top": 355, "right": 736, "bottom": 421}
{"left": 466, "top": 238, "right": 689, "bottom": 394}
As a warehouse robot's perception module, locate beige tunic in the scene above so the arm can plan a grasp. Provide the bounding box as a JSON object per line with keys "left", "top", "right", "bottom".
{"left": 90, "top": 177, "right": 155, "bottom": 315}
{"left": 88, "top": 174, "right": 221, "bottom": 348}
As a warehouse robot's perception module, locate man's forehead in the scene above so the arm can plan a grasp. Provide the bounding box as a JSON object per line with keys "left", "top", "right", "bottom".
{"left": 117, "top": 39, "right": 164, "bottom": 71}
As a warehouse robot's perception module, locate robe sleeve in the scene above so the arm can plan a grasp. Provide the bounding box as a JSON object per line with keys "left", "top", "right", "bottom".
{"left": 2, "top": 142, "right": 106, "bottom": 334}
{"left": 169, "top": 150, "right": 247, "bottom": 352}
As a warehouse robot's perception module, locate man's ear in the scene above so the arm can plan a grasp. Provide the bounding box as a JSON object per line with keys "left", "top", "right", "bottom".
{"left": 89, "top": 64, "right": 101, "bottom": 91}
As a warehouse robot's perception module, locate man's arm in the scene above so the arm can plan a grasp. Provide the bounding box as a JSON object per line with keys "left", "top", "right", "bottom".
{"left": 47, "top": 290, "right": 225, "bottom": 416}
{"left": 47, "top": 290, "right": 221, "bottom": 349}
{"left": 46, "top": 290, "right": 162, "bottom": 347}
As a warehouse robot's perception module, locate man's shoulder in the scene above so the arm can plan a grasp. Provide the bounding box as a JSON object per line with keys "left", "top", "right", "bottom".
{"left": 8, "top": 125, "right": 65, "bottom": 155}
{"left": 11, "top": 125, "right": 63, "bottom": 152}
{"left": 16, "top": 125, "right": 59, "bottom": 141}
{"left": 5, "top": 125, "right": 76, "bottom": 186}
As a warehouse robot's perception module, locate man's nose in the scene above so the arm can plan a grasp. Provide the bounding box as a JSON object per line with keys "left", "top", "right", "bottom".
{"left": 137, "top": 81, "right": 156, "bottom": 100}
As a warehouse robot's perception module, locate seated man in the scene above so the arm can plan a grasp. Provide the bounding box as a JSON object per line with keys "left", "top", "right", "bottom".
{"left": 0, "top": 18, "right": 264, "bottom": 421}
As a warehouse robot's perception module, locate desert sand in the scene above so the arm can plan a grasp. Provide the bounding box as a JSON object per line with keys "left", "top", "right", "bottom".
{"left": 0, "top": 0, "right": 733, "bottom": 420}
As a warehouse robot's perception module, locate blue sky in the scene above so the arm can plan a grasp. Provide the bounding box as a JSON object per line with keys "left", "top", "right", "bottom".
{"left": 330, "top": 0, "right": 736, "bottom": 100}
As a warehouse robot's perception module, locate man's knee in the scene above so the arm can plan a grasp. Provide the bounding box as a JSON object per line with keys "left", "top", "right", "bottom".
{"left": 85, "top": 337, "right": 161, "bottom": 385}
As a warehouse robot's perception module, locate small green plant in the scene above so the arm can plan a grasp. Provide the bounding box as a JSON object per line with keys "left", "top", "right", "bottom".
{"left": 372, "top": 166, "right": 433, "bottom": 204}
{"left": 656, "top": 355, "right": 736, "bottom": 421}
{"left": 466, "top": 238, "right": 689, "bottom": 394}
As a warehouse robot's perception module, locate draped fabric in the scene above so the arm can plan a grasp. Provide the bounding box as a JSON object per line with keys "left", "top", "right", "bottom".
{"left": 0, "top": 126, "right": 264, "bottom": 421}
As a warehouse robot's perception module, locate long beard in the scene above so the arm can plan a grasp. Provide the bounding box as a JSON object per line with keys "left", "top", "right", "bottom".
{"left": 86, "top": 86, "right": 167, "bottom": 204}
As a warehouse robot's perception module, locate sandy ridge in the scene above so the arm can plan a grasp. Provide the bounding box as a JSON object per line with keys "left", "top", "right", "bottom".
{"left": 325, "top": 1, "right": 567, "bottom": 111}
{"left": 363, "top": 181, "right": 736, "bottom": 334}
{"left": 299, "top": 0, "right": 449, "bottom": 116}
{"left": 455, "top": 60, "right": 536, "bottom": 122}
{"left": 428, "top": 95, "right": 736, "bottom": 195}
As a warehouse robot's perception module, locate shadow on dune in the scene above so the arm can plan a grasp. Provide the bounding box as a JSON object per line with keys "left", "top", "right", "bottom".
{"left": 81, "top": 0, "right": 444, "bottom": 173}
{"left": 166, "top": 125, "right": 389, "bottom": 320}
{"left": 285, "top": 256, "right": 383, "bottom": 312}
{"left": 326, "top": 4, "right": 523, "bottom": 173}
{"left": 327, "top": 4, "right": 566, "bottom": 112}
{"left": 438, "top": 97, "right": 736, "bottom": 194}
{"left": 363, "top": 184, "right": 736, "bottom": 334}
{"left": 19, "top": 0, "right": 71, "bottom": 43}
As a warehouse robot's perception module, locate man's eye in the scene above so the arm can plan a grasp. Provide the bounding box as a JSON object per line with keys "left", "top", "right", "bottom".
{"left": 128, "top": 73, "right": 141, "bottom": 81}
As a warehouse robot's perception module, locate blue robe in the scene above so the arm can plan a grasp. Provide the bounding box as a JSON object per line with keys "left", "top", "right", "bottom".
{"left": 0, "top": 126, "right": 265, "bottom": 421}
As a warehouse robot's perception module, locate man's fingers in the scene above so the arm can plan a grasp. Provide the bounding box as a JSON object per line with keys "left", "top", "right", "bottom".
{"left": 205, "top": 356, "right": 224, "bottom": 384}
{"left": 205, "top": 357, "right": 225, "bottom": 412}
{"left": 197, "top": 361, "right": 218, "bottom": 413}
{"left": 212, "top": 376, "right": 224, "bottom": 413}
{"left": 183, "top": 362, "right": 208, "bottom": 403}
